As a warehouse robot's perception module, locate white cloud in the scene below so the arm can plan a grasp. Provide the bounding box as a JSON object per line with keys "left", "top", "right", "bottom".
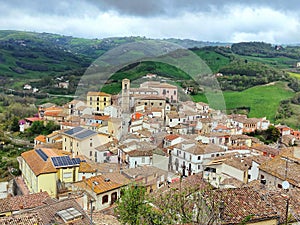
{"left": 0, "top": 2, "right": 299, "bottom": 43}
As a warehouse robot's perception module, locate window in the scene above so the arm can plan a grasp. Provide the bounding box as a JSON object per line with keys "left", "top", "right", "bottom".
{"left": 170, "top": 119, "right": 172, "bottom": 122}
{"left": 198, "top": 156, "right": 201, "bottom": 160}
{"left": 151, "top": 102, "right": 154, "bottom": 106}
{"left": 278, "top": 184, "right": 282, "bottom": 188}
{"left": 90, "top": 151, "right": 92, "bottom": 157}
{"left": 97, "top": 97, "right": 99, "bottom": 101}
{"left": 90, "top": 97, "right": 92, "bottom": 101}
{"left": 145, "top": 102, "right": 147, "bottom": 105}
{"left": 159, "top": 103, "right": 162, "bottom": 106}
{"left": 102, "top": 195, "right": 109, "bottom": 204}
{"left": 104, "top": 97, "right": 106, "bottom": 101}
{"left": 248, "top": 174, "right": 251, "bottom": 179}
{"left": 211, "top": 154, "right": 215, "bottom": 157}
{"left": 174, "top": 90, "right": 176, "bottom": 95}
{"left": 142, "top": 157, "right": 145, "bottom": 163}
{"left": 90, "top": 142, "right": 93, "bottom": 147}
{"left": 183, "top": 152, "right": 186, "bottom": 159}
{"left": 198, "top": 165, "right": 201, "bottom": 170}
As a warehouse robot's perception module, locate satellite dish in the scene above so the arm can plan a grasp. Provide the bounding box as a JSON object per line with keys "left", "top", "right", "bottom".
{"left": 282, "top": 181, "right": 290, "bottom": 190}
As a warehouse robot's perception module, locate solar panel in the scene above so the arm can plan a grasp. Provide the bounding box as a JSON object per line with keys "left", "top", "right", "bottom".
{"left": 74, "top": 129, "right": 96, "bottom": 139}
{"left": 51, "top": 156, "right": 81, "bottom": 168}
{"left": 52, "top": 157, "right": 59, "bottom": 167}
{"left": 35, "top": 149, "right": 48, "bottom": 161}
{"left": 64, "top": 126, "right": 85, "bottom": 136}
{"left": 72, "top": 158, "right": 81, "bottom": 164}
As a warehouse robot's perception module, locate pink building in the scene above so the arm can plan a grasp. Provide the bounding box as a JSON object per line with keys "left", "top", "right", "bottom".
{"left": 140, "top": 81, "right": 178, "bottom": 103}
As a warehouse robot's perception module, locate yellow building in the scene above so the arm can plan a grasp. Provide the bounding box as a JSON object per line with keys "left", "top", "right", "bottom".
{"left": 87, "top": 91, "right": 111, "bottom": 113}
{"left": 19, "top": 148, "right": 81, "bottom": 198}
{"left": 62, "top": 126, "right": 110, "bottom": 160}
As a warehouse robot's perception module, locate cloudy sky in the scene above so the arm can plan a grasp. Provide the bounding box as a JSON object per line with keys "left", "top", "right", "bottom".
{"left": 1, "top": 0, "right": 300, "bottom": 43}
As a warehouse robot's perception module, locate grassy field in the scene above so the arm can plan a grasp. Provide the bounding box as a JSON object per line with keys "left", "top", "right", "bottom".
{"left": 193, "top": 82, "right": 294, "bottom": 122}
{"left": 239, "top": 55, "right": 297, "bottom": 69}
{"left": 288, "top": 72, "right": 300, "bottom": 79}
{"left": 193, "top": 49, "right": 231, "bottom": 73}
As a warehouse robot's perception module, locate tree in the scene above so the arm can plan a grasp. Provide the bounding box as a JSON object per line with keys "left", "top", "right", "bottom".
{"left": 45, "top": 121, "right": 60, "bottom": 134}
{"left": 151, "top": 177, "right": 220, "bottom": 225}
{"left": 116, "top": 175, "right": 223, "bottom": 225}
{"left": 115, "top": 185, "right": 163, "bottom": 225}
{"left": 10, "top": 116, "right": 20, "bottom": 132}
{"left": 265, "top": 125, "right": 280, "bottom": 143}
{"left": 26, "top": 121, "right": 45, "bottom": 136}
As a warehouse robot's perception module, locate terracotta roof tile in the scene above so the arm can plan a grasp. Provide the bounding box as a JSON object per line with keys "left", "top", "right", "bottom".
{"left": 87, "top": 91, "right": 111, "bottom": 97}
{"left": 76, "top": 173, "right": 130, "bottom": 194}
{"left": 23, "top": 198, "right": 90, "bottom": 225}
{"left": 34, "top": 135, "right": 46, "bottom": 143}
{"left": 0, "top": 213, "right": 43, "bottom": 225}
{"left": 0, "top": 192, "right": 50, "bottom": 213}
{"left": 259, "top": 151, "right": 300, "bottom": 187}
{"left": 164, "top": 134, "right": 180, "bottom": 141}
{"left": 21, "top": 149, "right": 58, "bottom": 176}
{"left": 204, "top": 187, "right": 279, "bottom": 224}
{"left": 79, "top": 161, "right": 97, "bottom": 173}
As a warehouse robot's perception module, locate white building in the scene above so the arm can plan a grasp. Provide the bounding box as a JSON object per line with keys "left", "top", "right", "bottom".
{"left": 171, "top": 141, "right": 226, "bottom": 176}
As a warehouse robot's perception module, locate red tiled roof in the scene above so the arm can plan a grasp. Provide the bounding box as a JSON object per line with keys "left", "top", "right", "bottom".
{"left": 22, "top": 198, "right": 90, "bottom": 225}
{"left": 26, "top": 117, "right": 42, "bottom": 122}
{"left": 0, "top": 213, "right": 43, "bottom": 225}
{"left": 87, "top": 91, "right": 111, "bottom": 97}
{"left": 21, "top": 148, "right": 68, "bottom": 176}
{"left": 76, "top": 173, "right": 130, "bottom": 194}
{"left": 204, "top": 187, "right": 279, "bottom": 224}
{"left": 164, "top": 134, "right": 180, "bottom": 141}
{"left": 35, "top": 135, "right": 46, "bottom": 143}
{"left": 0, "top": 192, "right": 49, "bottom": 213}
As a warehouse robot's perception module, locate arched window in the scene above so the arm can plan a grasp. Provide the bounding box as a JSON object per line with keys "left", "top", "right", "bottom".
{"left": 102, "top": 195, "right": 109, "bottom": 204}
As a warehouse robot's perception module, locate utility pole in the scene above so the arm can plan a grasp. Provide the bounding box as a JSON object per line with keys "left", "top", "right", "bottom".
{"left": 282, "top": 157, "right": 290, "bottom": 225}
{"left": 285, "top": 196, "right": 289, "bottom": 225}
{"left": 90, "top": 199, "right": 94, "bottom": 225}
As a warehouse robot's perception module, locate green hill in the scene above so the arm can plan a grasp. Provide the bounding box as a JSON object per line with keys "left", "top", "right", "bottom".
{"left": 1, "top": 30, "right": 300, "bottom": 127}
{"left": 192, "top": 82, "right": 294, "bottom": 122}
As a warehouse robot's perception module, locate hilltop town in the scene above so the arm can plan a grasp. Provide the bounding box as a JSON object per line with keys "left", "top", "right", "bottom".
{"left": 1, "top": 77, "right": 300, "bottom": 224}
